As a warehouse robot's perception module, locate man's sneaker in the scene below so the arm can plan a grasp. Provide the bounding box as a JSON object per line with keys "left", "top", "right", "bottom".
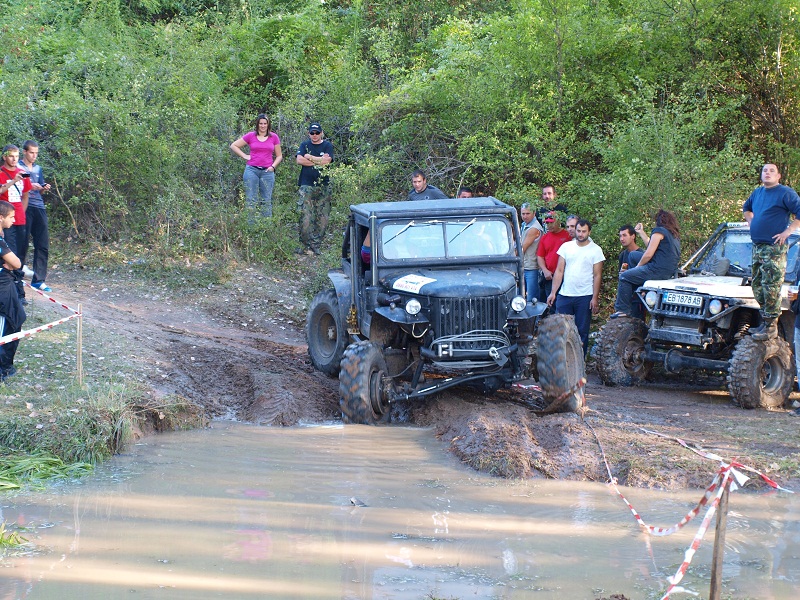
{"left": 2, "top": 366, "right": 17, "bottom": 379}
{"left": 21, "top": 266, "right": 34, "bottom": 278}
{"left": 20, "top": 297, "right": 28, "bottom": 306}
{"left": 32, "top": 282, "right": 51, "bottom": 292}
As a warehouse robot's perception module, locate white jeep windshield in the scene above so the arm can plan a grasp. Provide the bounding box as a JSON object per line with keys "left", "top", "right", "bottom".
{"left": 380, "top": 218, "right": 511, "bottom": 260}
{"left": 692, "top": 227, "right": 800, "bottom": 280}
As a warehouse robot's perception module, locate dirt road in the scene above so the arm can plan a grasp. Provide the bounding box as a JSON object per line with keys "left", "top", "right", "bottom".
{"left": 53, "top": 261, "right": 800, "bottom": 492}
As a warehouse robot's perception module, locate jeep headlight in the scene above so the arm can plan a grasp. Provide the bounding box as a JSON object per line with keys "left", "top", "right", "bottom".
{"left": 405, "top": 298, "right": 421, "bottom": 315}
{"left": 645, "top": 290, "right": 658, "bottom": 307}
{"left": 511, "top": 295, "right": 527, "bottom": 312}
{"left": 709, "top": 299, "right": 723, "bottom": 315}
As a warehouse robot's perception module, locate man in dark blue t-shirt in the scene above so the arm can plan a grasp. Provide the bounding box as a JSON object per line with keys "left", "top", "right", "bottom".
{"left": 743, "top": 163, "right": 800, "bottom": 340}
{"left": 295, "top": 122, "right": 334, "bottom": 255}
{"left": 406, "top": 170, "right": 447, "bottom": 201}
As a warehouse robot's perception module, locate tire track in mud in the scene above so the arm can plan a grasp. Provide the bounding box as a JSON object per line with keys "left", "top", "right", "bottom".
{"left": 57, "top": 277, "right": 340, "bottom": 425}
{"left": 156, "top": 334, "right": 340, "bottom": 424}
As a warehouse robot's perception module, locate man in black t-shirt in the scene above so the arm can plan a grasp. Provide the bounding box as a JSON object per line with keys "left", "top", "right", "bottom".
{"left": 617, "top": 224, "right": 640, "bottom": 273}
{"left": 407, "top": 170, "right": 447, "bottom": 201}
{"left": 296, "top": 122, "right": 334, "bottom": 255}
{"left": 0, "top": 200, "right": 25, "bottom": 380}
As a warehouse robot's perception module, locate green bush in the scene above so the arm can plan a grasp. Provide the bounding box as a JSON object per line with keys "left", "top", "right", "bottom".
{"left": 568, "top": 91, "right": 758, "bottom": 257}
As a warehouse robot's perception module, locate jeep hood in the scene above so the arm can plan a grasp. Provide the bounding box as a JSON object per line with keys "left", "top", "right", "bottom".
{"left": 641, "top": 274, "right": 755, "bottom": 298}
{"left": 384, "top": 268, "right": 516, "bottom": 297}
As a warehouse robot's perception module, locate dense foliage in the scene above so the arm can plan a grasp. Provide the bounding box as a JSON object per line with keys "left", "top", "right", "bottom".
{"left": 0, "top": 0, "right": 798, "bottom": 259}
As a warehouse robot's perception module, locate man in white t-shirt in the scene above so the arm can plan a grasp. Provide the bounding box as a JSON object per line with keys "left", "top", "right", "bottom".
{"left": 547, "top": 219, "right": 605, "bottom": 356}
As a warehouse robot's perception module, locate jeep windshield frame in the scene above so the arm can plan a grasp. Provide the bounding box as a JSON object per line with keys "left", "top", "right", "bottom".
{"left": 685, "top": 222, "right": 800, "bottom": 281}
{"left": 379, "top": 216, "right": 513, "bottom": 261}
{"left": 350, "top": 197, "right": 525, "bottom": 287}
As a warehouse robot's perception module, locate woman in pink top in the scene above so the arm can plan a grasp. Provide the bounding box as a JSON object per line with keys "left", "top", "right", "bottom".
{"left": 230, "top": 114, "right": 283, "bottom": 218}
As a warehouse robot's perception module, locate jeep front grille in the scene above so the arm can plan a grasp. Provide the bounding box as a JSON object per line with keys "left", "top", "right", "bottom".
{"left": 431, "top": 295, "right": 507, "bottom": 346}
{"left": 656, "top": 297, "right": 706, "bottom": 318}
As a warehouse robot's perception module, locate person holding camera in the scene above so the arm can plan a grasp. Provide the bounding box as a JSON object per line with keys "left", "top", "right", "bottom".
{"left": 230, "top": 114, "right": 283, "bottom": 219}
{"left": 20, "top": 140, "right": 52, "bottom": 293}
{"left": 0, "top": 145, "right": 31, "bottom": 304}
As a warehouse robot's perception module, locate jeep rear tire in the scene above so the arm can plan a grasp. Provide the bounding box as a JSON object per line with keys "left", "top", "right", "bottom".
{"left": 727, "top": 336, "right": 793, "bottom": 409}
{"left": 306, "top": 289, "right": 347, "bottom": 376}
{"left": 536, "top": 314, "right": 585, "bottom": 412}
{"left": 596, "top": 317, "right": 652, "bottom": 386}
{"left": 339, "top": 342, "right": 392, "bottom": 424}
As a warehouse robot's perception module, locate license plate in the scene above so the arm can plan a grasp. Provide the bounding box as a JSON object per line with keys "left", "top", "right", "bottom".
{"left": 664, "top": 292, "right": 703, "bottom": 307}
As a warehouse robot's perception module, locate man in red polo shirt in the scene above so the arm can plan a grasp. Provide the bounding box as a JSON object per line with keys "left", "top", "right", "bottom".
{"left": 0, "top": 145, "right": 31, "bottom": 304}
{"left": 536, "top": 211, "right": 571, "bottom": 300}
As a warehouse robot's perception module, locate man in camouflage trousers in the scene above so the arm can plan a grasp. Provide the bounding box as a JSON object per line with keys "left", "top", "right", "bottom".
{"left": 743, "top": 163, "right": 800, "bottom": 340}
{"left": 295, "top": 122, "right": 333, "bottom": 255}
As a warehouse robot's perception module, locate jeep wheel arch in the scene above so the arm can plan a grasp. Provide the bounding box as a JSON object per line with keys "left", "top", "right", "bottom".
{"left": 536, "top": 314, "right": 585, "bottom": 412}
{"left": 306, "top": 289, "right": 347, "bottom": 377}
{"left": 339, "top": 341, "right": 393, "bottom": 425}
{"left": 596, "top": 317, "right": 653, "bottom": 386}
{"left": 727, "top": 336, "right": 793, "bottom": 409}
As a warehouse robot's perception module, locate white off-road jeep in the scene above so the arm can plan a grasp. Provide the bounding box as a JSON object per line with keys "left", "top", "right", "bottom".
{"left": 596, "top": 222, "right": 799, "bottom": 409}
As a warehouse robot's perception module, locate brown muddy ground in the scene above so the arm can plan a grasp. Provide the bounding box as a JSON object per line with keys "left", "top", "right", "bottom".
{"left": 49, "top": 257, "right": 800, "bottom": 492}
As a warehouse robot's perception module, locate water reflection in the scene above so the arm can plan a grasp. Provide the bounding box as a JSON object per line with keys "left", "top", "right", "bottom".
{"left": 1, "top": 422, "right": 799, "bottom": 599}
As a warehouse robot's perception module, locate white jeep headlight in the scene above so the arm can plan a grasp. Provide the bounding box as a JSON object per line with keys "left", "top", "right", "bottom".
{"left": 405, "top": 299, "right": 421, "bottom": 315}
{"left": 645, "top": 290, "right": 658, "bottom": 307}
{"left": 709, "top": 299, "right": 723, "bottom": 315}
{"left": 511, "top": 295, "right": 527, "bottom": 312}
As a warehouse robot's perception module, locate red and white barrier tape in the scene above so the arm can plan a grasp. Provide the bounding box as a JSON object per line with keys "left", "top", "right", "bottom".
{"left": 0, "top": 282, "right": 82, "bottom": 346}
{"left": 586, "top": 420, "right": 794, "bottom": 599}
{"left": 0, "top": 314, "right": 80, "bottom": 346}
{"left": 616, "top": 463, "right": 740, "bottom": 537}
{"left": 24, "top": 281, "right": 81, "bottom": 315}
{"left": 658, "top": 466, "right": 734, "bottom": 600}
{"left": 589, "top": 421, "right": 731, "bottom": 536}
{"left": 640, "top": 427, "right": 795, "bottom": 493}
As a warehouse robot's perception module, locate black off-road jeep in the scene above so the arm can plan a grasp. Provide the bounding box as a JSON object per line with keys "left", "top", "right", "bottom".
{"left": 596, "top": 222, "right": 799, "bottom": 409}
{"left": 305, "top": 197, "right": 585, "bottom": 424}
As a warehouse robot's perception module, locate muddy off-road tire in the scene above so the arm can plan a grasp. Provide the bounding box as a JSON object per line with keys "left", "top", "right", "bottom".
{"left": 536, "top": 314, "right": 585, "bottom": 412}
{"left": 339, "top": 341, "right": 392, "bottom": 425}
{"left": 596, "top": 316, "right": 653, "bottom": 386}
{"left": 306, "top": 289, "right": 347, "bottom": 376}
{"left": 727, "top": 336, "right": 793, "bottom": 409}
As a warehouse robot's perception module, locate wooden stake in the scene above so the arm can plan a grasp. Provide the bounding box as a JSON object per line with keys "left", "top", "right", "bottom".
{"left": 709, "top": 476, "right": 731, "bottom": 600}
{"left": 77, "top": 303, "right": 83, "bottom": 387}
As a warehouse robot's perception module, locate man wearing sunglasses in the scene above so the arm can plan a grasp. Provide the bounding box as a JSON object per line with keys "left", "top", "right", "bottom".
{"left": 296, "top": 122, "right": 334, "bottom": 255}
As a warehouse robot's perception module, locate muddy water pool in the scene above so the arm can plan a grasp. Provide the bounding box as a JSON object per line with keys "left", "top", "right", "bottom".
{"left": 1, "top": 422, "right": 799, "bottom": 599}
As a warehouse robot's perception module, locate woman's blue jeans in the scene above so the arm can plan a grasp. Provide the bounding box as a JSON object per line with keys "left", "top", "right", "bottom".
{"left": 243, "top": 166, "right": 275, "bottom": 218}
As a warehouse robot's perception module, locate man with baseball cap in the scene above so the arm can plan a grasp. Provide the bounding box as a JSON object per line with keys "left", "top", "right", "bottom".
{"left": 535, "top": 211, "right": 571, "bottom": 301}
{"left": 296, "top": 122, "right": 334, "bottom": 255}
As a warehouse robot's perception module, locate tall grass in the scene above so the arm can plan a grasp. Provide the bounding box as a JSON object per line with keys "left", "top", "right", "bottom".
{"left": 0, "top": 450, "right": 94, "bottom": 490}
